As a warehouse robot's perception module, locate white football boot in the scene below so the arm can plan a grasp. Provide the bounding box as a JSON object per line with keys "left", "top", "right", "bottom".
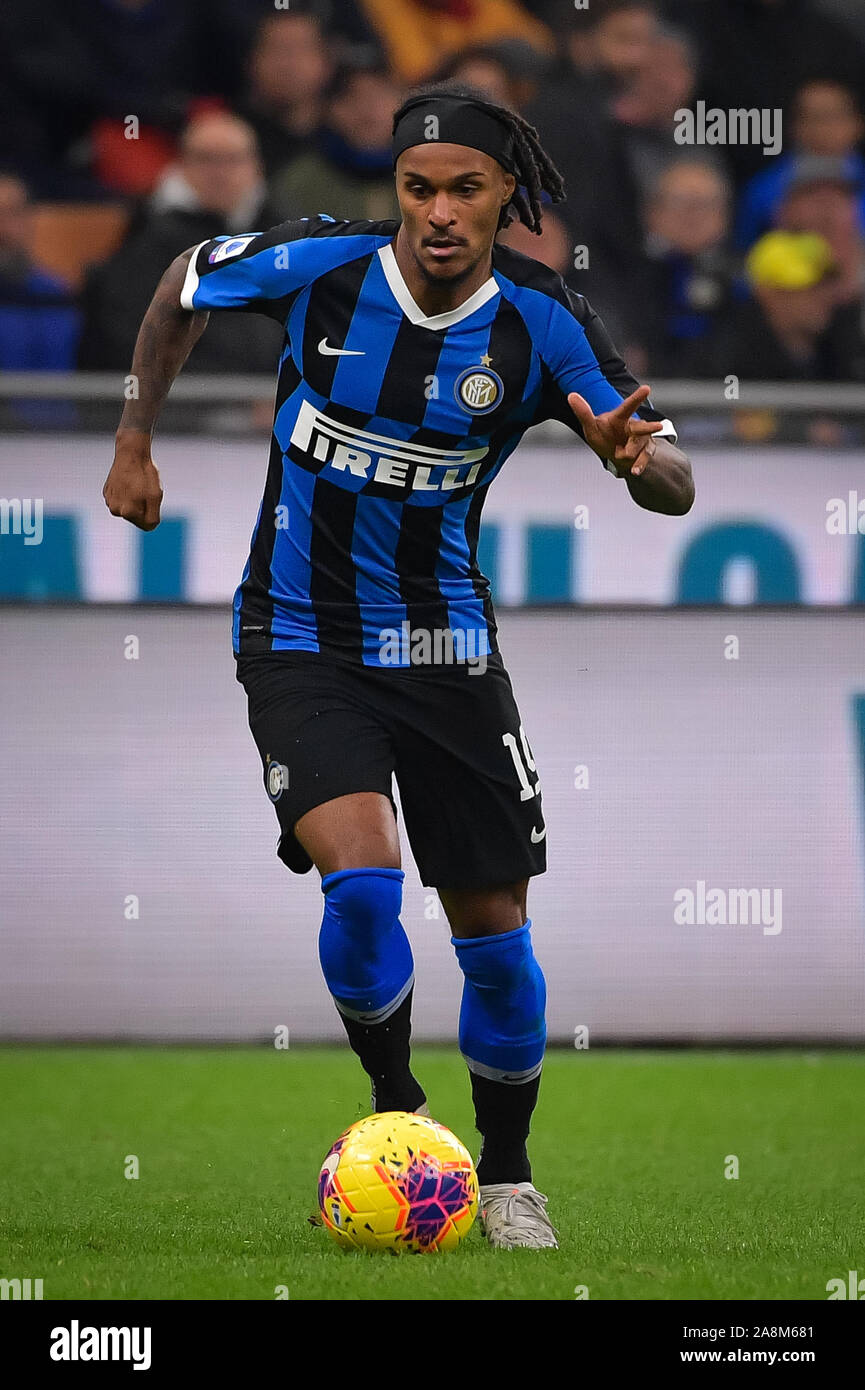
{"left": 478, "top": 1182, "right": 559, "bottom": 1249}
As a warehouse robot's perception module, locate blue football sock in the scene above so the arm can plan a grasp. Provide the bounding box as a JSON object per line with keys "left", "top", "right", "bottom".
{"left": 452, "top": 921, "right": 546, "bottom": 1184}
{"left": 451, "top": 920, "right": 546, "bottom": 1083}
{"left": 319, "top": 867, "right": 414, "bottom": 1021}
{"left": 319, "top": 866, "right": 423, "bottom": 1112}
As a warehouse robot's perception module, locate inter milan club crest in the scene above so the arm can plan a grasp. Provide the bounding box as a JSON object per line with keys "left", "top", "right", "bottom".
{"left": 265, "top": 755, "right": 289, "bottom": 802}
{"left": 454, "top": 360, "right": 504, "bottom": 415}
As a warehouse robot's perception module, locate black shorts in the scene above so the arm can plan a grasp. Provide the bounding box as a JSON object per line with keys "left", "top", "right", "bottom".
{"left": 234, "top": 650, "right": 547, "bottom": 890}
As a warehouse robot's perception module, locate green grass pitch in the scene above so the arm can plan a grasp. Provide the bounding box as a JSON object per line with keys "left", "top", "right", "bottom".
{"left": 1, "top": 1045, "right": 863, "bottom": 1301}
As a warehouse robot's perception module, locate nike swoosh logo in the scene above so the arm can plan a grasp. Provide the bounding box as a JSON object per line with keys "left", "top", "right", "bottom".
{"left": 531, "top": 825, "right": 547, "bottom": 843}
{"left": 318, "top": 338, "right": 365, "bottom": 357}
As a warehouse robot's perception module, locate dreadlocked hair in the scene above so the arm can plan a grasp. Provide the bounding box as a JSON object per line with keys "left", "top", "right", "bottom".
{"left": 392, "top": 81, "right": 566, "bottom": 235}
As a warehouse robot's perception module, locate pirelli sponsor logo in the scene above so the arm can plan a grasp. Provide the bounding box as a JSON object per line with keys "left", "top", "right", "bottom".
{"left": 289, "top": 399, "right": 488, "bottom": 493}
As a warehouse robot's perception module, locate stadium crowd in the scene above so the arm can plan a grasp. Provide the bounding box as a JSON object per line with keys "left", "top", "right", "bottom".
{"left": 1, "top": 0, "right": 864, "bottom": 383}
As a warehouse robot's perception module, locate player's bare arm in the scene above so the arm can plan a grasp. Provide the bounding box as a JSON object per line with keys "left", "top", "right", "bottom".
{"left": 568, "top": 386, "right": 695, "bottom": 515}
{"left": 102, "top": 248, "right": 209, "bottom": 531}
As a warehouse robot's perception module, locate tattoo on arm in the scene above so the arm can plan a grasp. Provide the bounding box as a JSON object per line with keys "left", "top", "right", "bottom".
{"left": 117, "top": 249, "right": 209, "bottom": 436}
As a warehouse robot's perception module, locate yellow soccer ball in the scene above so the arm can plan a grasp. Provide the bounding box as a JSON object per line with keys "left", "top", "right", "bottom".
{"left": 318, "top": 1111, "right": 479, "bottom": 1253}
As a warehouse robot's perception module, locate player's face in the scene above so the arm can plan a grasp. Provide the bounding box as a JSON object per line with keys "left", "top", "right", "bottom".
{"left": 396, "top": 145, "right": 516, "bottom": 282}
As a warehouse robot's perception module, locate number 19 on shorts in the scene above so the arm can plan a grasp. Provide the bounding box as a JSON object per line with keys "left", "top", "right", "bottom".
{"left": 502, "top": 726, "right": 541, "bottom": 801}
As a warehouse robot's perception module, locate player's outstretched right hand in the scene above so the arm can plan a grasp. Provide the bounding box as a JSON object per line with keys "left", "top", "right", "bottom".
{"left": 103, "top": 431, "right": 163, "bottom": 531}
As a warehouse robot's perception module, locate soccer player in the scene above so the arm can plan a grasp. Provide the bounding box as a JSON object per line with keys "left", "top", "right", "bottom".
{"left": 103, "top": 84, "right": 694, "bottom": 1250}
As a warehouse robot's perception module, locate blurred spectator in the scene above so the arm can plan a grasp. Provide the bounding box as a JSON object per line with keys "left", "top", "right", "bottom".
{"left": 432, "top": 39, "right": 550, "bottom": 110}
{"left": 697, "top": 230, "right": 865, "bottom": 381}
{"left": 610, "top": 25, "right": 721, "bottom": 203}
{"left": 566, "top": 0, "right": 659, "bottom": 87}
{"left": 354, "top": 0, "right": 554, "bottom": 84}
{"left": 3, "top": 0, "right": 862, "bottom": 395}
{"left": 237, "top": 9, "right": 334, "bottom": 180}
{"left": 777, "top": 160, "right": 865, "bottom": 308}
{"left": 0, "top": 174, "right": 80, "bottom": 369}
{"left": 435, "top": 49, "right": 513, "bottom": 107}
{"left": 0, "top": 0, "right": 254, "bottom": 199}
{"left": 637, "top": 160, "right": 741, "bottom": 376}
{"left": 524, "top": 1, "right": 649, "bottom": 344}
{"left": 78, "top": 113, "right": 283, "bottom": 372}
{"left": 146, "top": 112, "right": 270, "bottom": 226}
{"left": 269, "top": 63, "right": 404, "bottom": 224}
{"left": 498, "top": 207, "right": 572, "bottom": 275}
{"left": 663, "top": 0, "right": 865, "bottom": 185}
{"left": 736, "top": 82, "right": 865, "bottom": 249}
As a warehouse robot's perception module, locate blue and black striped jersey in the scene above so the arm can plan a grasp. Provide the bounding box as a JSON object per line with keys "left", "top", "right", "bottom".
{"left": 181, "top": 215, "right": 676, "bottom": 665}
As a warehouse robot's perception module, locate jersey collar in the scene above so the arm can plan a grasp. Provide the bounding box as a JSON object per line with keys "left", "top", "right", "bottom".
{"left": 378, "top": 241, "right": 499, "bottom": 330}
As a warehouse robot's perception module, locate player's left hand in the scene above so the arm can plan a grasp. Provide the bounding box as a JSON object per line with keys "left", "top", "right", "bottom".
{"left": 567, "top": 385, "right": 664, "bottom": 477}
